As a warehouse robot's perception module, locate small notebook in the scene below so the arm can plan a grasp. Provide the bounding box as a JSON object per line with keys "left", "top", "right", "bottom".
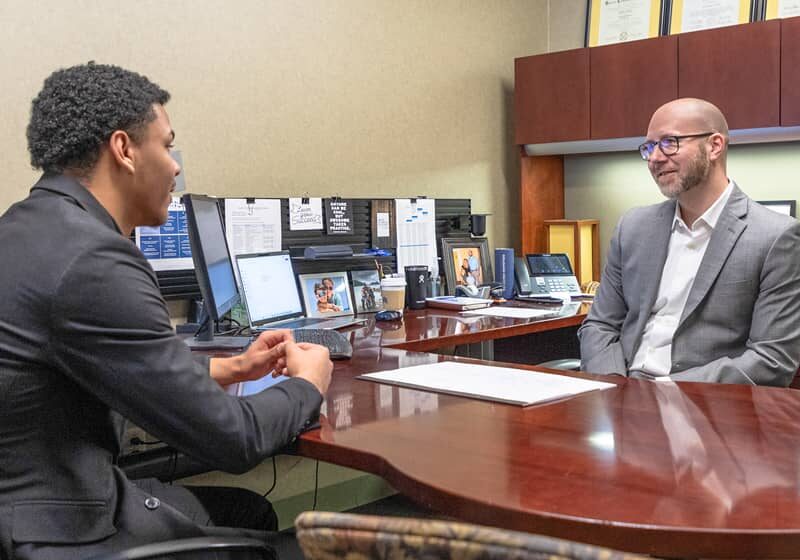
{"left": 425, "top": 296, "right": 492, "bottom": 311}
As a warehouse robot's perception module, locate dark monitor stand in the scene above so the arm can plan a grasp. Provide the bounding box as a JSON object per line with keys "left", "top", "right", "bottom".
{"left": 183, "top": 312, "right": 251, "bottom": 351}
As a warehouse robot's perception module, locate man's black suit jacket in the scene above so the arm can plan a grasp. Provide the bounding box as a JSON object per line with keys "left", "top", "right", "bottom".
{"left": 0, "top": 174, "right": 322, "bottom": 559}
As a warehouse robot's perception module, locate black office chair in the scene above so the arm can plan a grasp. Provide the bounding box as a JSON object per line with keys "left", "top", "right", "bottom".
{"left": 85, "top": 536, "right": 273, "bottom": 560}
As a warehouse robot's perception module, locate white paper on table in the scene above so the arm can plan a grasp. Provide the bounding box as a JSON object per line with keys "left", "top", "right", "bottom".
{"left": 395, "top": 198, "right": 438, "bottom": 278}
{"left": 224, "top": 199, "right": 282, "bottom": 261}
{"left": 289, "top": 197, "right": 323, "bottom": 231}
{"left": 461, "top": 306, "right": 563, "bottom": 320}
{"left": 358, "top": 361, "right": 616, "bottom": 407}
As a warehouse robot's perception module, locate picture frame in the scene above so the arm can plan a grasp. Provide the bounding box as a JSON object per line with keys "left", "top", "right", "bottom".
{"left": 762, "top": 0, "right": 800, "bottom": 19}
{"left": 668, "top": 0, "right": 756, "bottom": 35}
{"left": 350, "top": 269, "right": 384, "bottom": 314}
{"left": 585, "top": 0, "right": 666, "bottom": 47}
{"left": 757, "top": 200, "right": 797, "bottom": 218}
{"left": 441, "top": 237, "right": 493, "bottom": 295}
{"left": 297, "top": 271, "right": 354, "bottom": 318}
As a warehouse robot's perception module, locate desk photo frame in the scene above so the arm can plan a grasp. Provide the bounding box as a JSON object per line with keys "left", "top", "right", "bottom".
{"left": 441, "top": 238, "right": 492, "bottom": 295}
{"left": 298, "top": 272, "right": 354, "bottom": 318}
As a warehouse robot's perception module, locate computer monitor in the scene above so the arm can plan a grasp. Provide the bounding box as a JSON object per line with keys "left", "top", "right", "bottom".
{"left": 182, "top": 194, "right": 250, "bottom": 349}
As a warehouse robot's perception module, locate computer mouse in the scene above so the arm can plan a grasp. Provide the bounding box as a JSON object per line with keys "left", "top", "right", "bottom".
{"left": 375, "top": 310, "right": 403, "bottom": 321}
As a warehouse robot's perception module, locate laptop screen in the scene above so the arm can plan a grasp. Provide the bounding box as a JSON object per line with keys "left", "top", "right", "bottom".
{"left": 236, "top": 252, "right": 304, "bottom": 325}
{"left": 526, "top": 253, "right": 573, "bottom": 276}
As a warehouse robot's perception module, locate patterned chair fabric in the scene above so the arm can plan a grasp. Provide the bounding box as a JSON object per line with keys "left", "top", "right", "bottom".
{"left": 295, "top": 511, "right": 650, "bottom": 560}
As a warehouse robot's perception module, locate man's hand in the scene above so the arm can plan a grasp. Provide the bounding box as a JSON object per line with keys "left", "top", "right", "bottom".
{"left": 284, "top": 342, "right": 333, "bottom": 395}
{"left": 209, "top": 330, "right": 293, "bottom": 386}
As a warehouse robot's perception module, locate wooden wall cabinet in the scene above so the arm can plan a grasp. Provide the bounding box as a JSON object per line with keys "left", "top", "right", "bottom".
{"left": 517, "top": 17, "right": 797, "bottom": 254}
{"left": 678, "top": 20, "right": 780, "bottom": 129}
{"left": 514, "top": 49, "right": 590, "bottom": 145}
{"left": 590, "top": 35, "right": 678, "bottom": 139}
{"left": 781, "top": 17, "right": 800, "bottom": 125}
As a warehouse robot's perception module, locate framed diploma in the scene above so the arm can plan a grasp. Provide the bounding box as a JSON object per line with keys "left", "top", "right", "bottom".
{"left": 586, "top": 0, "right": 666, "bottom": 47}
{"left": 763, "top": 0, "right": 800, "bottom": 19}
{"left": 669, "top": 0, "right": 757, "bottom": 33}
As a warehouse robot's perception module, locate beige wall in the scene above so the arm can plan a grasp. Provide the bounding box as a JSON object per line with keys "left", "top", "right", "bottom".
{"left": 0, "top": 0, "right": 559, "bottom": 251}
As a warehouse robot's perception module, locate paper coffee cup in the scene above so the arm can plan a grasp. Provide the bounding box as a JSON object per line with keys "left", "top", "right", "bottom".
{"left": 380, "top": 276, "right": 406, "bottom": 312}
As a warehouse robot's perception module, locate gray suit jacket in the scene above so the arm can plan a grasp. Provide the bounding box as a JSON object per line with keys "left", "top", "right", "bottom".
{"left": 0, "top": 175, "right": 322, "bottom": 559}
{"left": 579, "top": 184, "right": 800, "bottom": 386}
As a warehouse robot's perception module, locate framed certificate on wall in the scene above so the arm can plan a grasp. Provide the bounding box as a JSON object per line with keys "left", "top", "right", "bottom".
{"left": 669, "top": 0, "right": 757, "bottom": 33}
{"left": 763, "top": 0, "right": 800, "bottom": 19}
{"left": 586, "top": 0, "right": 665, "bottom": 47}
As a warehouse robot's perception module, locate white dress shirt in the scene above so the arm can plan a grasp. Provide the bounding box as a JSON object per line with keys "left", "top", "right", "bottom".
{"left": 630, "top": 181, "right": 734, "bottom": 377}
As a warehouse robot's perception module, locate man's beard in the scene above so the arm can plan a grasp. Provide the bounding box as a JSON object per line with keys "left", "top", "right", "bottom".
{"left": 654, "top": 149, "right": 710, "bottom": 199}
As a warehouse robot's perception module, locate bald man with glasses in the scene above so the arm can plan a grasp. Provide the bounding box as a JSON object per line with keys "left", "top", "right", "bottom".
{"left": 578, "top": 98, "right": 800, "bottom": 385}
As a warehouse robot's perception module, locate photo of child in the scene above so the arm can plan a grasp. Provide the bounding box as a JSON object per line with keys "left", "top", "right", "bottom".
{"left": 299, "top": 272, "right": 353, "bottom": 318}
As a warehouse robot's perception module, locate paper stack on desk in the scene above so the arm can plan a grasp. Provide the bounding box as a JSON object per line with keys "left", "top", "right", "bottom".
{"left": 358, "top": 361, "right": 616, "bottom": 407}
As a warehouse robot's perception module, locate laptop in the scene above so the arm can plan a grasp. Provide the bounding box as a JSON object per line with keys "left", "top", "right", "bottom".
{"left": 235, "top": 251, "right": 364, "bottom": 331}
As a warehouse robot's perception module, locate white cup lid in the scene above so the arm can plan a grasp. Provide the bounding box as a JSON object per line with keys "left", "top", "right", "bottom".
{"left": 380, "top": 276, "right": 406, "bottom": 287}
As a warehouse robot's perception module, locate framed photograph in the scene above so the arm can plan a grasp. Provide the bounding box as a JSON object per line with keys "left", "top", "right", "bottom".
{"left": 441, "top": 238, "right": 493, "bottom": 295}
{"left": 585, "top": 0, "right": 666, "bottom": 47}
{"left": 757, "top": 200, "right": 797, "bottom": 217}
{"left": 669, "top": 0, "right": 755, "bottom": 34}
{"left": 350, "top": 269, "right": 384, "bottom": 314}
{"left": 298, "top": 272, "right": 354, "bottom": 318}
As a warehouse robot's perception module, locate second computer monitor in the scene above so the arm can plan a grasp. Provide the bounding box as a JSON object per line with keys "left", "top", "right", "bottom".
{"left": 182, "top": 194, "right": 239, "bottom": 325}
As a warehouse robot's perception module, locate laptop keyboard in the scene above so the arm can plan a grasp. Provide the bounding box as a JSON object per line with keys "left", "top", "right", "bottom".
{"left": 292, "top": 329, "right": 353, "bottom": 360}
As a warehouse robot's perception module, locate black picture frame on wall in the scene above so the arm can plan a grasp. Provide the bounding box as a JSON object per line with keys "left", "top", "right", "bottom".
{"left": 757, "top": 200, "right": 797, "bottom": 218}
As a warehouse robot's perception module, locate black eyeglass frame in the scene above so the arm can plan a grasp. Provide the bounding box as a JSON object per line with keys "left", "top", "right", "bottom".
{"left": 638, "top": 132, "right": 715, "bottom": 160}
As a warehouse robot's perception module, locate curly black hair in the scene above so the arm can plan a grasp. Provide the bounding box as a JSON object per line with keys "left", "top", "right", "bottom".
{"left": 27, "top": 62, "right": 170, "bottom": 174}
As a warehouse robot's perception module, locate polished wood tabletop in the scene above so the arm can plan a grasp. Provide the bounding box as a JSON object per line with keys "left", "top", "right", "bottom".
{"left": 298, "top": 324, "right": 800, "bottom": 558}
{"left": 363, "top": 301, "right": 589, "bottom": 351}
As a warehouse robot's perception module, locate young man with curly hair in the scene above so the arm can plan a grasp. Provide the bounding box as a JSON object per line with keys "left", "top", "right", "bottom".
{"left": 0, "top": 62, "right": 331, "bottom": 559}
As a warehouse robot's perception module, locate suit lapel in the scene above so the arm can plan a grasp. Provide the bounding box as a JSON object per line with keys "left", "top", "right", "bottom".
{"left": 634, "top": 201, "right": 675, "bottom": 339}
{"left": 678, "top": 186, "right": 748, "bottom": 326}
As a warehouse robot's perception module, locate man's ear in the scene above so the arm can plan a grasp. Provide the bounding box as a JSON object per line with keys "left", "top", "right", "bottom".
{"left": 707, "top": 132, "right": 726, "bottom": 162}
{"left": 108, "top": 130, "right": 136, "bottom": 174}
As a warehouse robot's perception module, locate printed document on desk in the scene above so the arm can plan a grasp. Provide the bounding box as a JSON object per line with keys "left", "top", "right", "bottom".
{"left": 395, "top": 198, "right": 438, "bottom": 277}
{"left": 358, "top": 361, "right": 616, "bottom": 407}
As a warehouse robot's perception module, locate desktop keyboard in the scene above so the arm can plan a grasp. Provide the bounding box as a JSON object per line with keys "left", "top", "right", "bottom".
{"left": 292, "top": 328, "right": 353, "bottom": 360}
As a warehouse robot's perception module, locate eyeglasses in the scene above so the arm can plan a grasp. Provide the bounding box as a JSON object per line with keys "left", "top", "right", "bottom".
{"left": 638, "top": 132, "right": 715, "bottom": 160}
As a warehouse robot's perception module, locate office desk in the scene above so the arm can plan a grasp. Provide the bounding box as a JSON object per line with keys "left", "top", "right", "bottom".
{"left": 375, "top": 302, "right": 589, "bottom": 353}
{"left": 298, "top": 332, "right": 800, "bottom": 559}
{"left": 120, "top": 304, "right": 588, "bottom": 479}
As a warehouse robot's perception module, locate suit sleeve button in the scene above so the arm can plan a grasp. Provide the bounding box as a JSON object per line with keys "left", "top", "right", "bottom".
{"left": 144, "top": 497, "right": 161, "bottom": 510}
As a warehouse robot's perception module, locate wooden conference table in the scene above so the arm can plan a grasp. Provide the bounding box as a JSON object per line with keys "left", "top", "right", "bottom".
{"left": 292, "top": 306, "right": 800, "bottom": 559}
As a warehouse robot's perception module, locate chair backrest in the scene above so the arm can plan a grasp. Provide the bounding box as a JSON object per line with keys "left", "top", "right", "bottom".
{"left": 295, "top": 511, "right": 648, "bottom": 560}
{"left": 85, "top": 536, "right": 273, "bottom": 560}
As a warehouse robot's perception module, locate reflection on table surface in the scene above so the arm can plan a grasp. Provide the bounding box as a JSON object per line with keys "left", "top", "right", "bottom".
{"left": 301, "top": 341, "right": 800, "bottom": 558}
{"left": 343, "top": 302, "right": 588, "bottom": 351}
